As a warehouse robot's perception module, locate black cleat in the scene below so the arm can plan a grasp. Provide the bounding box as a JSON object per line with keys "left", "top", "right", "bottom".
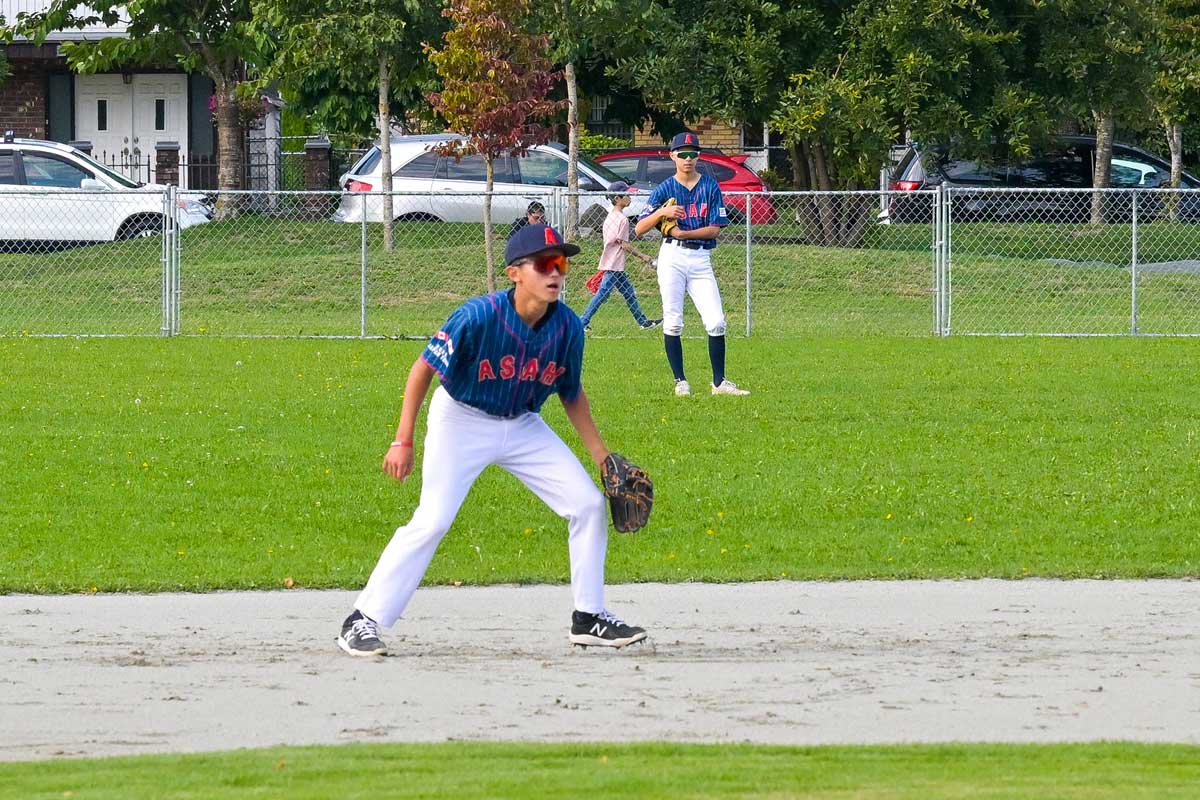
{"left": 337, "top": 611, "right": 387, "bottom": 657}
{"left": 569, "top": 610, "right": 647, "bottom": 648}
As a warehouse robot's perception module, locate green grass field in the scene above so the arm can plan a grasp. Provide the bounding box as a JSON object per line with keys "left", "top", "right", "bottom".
{"left": 3, "top": 335, "right": 1199, "bottom": 593}
{"left": 5, "top": 216, "right": 1200, "bottom": 338}
{"left": 1, "top": 742, "right": 1197, "bottom": 799}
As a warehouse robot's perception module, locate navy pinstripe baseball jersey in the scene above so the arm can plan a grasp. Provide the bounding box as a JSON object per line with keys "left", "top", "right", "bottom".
{"left": 421, "top": 289, "right": 584, "bottom": 417}
{"left": 638, "top": 174, "right": 729, "bottom": 249}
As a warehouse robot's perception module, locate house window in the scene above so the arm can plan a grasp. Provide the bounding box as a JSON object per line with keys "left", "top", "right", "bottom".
{"left": 588, "top": 96, "right": 609, "bottom": 124}
{"left": 155, "top": 99, "right": 166, "bottom": 131}
{"left": 97, "top": 100, "right": 108, "bottom": 131}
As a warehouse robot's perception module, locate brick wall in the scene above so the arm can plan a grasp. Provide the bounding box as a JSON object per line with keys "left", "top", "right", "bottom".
{"left": 0, "top": 60, "right": 51, "bottom": 138}
{"left": 634, "top": 118, "right": 744, "bottom": 152}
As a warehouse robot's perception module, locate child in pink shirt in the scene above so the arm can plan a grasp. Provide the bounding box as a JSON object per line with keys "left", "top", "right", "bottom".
{"left": 579, "top": 182, "right": 662, "bottom": 332}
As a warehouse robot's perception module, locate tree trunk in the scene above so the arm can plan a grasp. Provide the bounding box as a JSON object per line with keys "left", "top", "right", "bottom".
{"left": 1167, "top": 118, "right": 1184, "bottom": 187}
{"left": 379, "top": 52, "right": 394, "bottom": 252}
{"left": 811, "top": 140, "right": 838, "bottom": 245}
{"left": 792, "top": 139, "right": 819, "bottom": 240}
{"left": 484, "top": 154, "right": 496, "bottom": 293}
{"left": 788, "top": 141, "right": 809, "bottom": 190}
{"left": 1166, "top": 117, "right": 1184, "bottom": 222}
{"left": 213, "top": 81, "right": 245, "bottom": 219}
{"left": 565, "top": 60, "right": 579, "bottom": 240}
{"left": 1090, "top": 108, "right": 1115, "bottom": 225}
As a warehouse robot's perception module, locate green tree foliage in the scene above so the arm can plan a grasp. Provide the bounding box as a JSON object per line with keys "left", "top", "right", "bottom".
{"left": 252, "top": 0, "right": 443, "bottom": 139}
{"left": 616, "top": 0, "right": 829, "bottom": 129}
{"left": 426, "top": 0, "right": 566, "bottom": 290}
{"left": 1148, "top": 0, "right": 1200, "bottom": 196}
{"left": 1034, "top": 0, "right": 1156, "bottom": 222}
{"left": 7, "top": 0, "right": 259, "bottom": 199}
{"left": 252, "top": 0, "right": 442, "bottom": 248}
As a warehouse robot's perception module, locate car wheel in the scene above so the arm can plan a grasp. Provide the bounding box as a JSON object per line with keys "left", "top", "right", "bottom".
{"left": 396, "top": 213, "right": 443, "bottom": 223}
{"left": 117, "top": 214, "right": 164, "bottom": 240}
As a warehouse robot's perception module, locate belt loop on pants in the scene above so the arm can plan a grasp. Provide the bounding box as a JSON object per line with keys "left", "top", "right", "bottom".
{"left": 664, "top": 237, "right": 705, "bottom": 251}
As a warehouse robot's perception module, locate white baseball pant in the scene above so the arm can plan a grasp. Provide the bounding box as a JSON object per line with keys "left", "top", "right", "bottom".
{"left": 355, "top": 386, "right": 609, "bottom": 627}
{"left": 656, "top": 241, "right": 727, "bottom": 336}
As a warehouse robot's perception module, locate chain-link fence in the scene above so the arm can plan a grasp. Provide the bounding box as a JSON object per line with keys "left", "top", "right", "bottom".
{"left": 6, "top": 186, "right": 1200, "bottom": 338}
{"left": 945, "top": 187, "right": 1200, "bottom": 335}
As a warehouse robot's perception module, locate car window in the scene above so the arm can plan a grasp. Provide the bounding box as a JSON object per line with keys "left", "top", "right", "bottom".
{"left": 941, "top": 160, "right": 1011, "bottom": 186}
{"left": 395, "top": 151, "right": 439, "bottom": 179}
{"left": 0, "top": 150, "right": 17, "bottom": 184}
{"left": 600, "top": 157, "right": 639, "bottom": 182}
{"left": 353, "top": 148, "right": 382, "bottom": 176}
{"left": 439, "top": 153, "right": 488, "bottom": 182}
{"left": 21, "top": 152, "right": 91, "bottom": 188}
{"left": 1110, "top": 159, "right": 1162, "bottom": 188}
{"left": 515, "top": 150, "right": 567, "bottom": 186}
{"left": 1020, "top": 148, "right": 1089, "bottom": 188}
{"left": 435, "top": 153, "right": 516, "bottom": 183}
{"left": 645, "top": 156, "right": 677, "bottom": 185}
{"left": 705, "top": 162, "right": 738, "bottom": 182}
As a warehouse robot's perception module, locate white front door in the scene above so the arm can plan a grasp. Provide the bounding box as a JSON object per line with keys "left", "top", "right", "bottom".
{"left": 75, "top": 74, "right": 189, "bottom": 184}
{"left": 75, "top": 74, "right": 134, "bottom": 175}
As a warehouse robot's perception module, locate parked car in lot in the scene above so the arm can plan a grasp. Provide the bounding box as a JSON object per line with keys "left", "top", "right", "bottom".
{"left": 333, "top": 134, "right": 644, "bottom": 230}
{"left": 0, "top": 134, "right": 212, "bottom": 247}
{"left": 883, "top": 135, "right": 1200, "bottom": 223}
{"left": 593, "top": 147, "right": 778, "bottom": 225}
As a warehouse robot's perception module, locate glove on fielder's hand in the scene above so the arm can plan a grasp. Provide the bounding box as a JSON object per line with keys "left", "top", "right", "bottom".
{"left": 600, "top": 453, "right": 653, "bottom": 533}
{"left": 657, "top": 197, "right": 679, "bottom": 238}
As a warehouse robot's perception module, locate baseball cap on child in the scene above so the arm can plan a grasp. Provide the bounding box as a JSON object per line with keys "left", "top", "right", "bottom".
{"left": 669, "top": 131, "right": 701, "bottom": 151}
{"left": 607, "top": 180, "right": 632, "bottom": 194}
{"left": 505, "top": 223, "right": 581, "bottom": 265}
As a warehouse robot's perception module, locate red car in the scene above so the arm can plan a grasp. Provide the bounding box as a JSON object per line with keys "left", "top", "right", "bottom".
{"left": 594, "top": 148, "right": 779, "bottom": 225}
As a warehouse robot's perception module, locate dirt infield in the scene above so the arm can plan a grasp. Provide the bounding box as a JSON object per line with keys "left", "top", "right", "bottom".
{"left": 2, "top": 579, "right": 1197, "bottom": 762}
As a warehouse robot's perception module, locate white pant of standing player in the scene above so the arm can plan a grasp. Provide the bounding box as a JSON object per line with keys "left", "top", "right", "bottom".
{"left": 656, "top": 241, "right": 726, "bottom": 336}
{"left": 355, "top": 386, "right": 609, "bottom": 627}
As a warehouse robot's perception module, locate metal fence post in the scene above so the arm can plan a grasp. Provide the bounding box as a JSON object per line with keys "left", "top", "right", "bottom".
{"left": 1131, "top": 192, "right": 1139, "bottom": 335}
{"left": 744, "top": 193, "right": 753, "bottom": 337}
{"left": 161, "top": 187, "right": 172, "bottom": 336}
{"left": 932, "top": 187, "right": 940, "bottom": 335}
{"left": 361, "top": 193, "right": 369, "bottom": 337}
{"left": 943, "top": 185, "right": 953, "bottom": 335}
{"left": 173, "top": 186, "right": 182, "bottom": 334}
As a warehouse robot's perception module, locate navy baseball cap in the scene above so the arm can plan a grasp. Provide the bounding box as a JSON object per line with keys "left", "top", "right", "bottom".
{"left": 607, "top": 180, "right": 632, "bottom": 194}
{"left": 669, "top": 131, "right": 701, "bottom": 151}
{"left": 505, "top": 223, "right": 580, "bottom": 265}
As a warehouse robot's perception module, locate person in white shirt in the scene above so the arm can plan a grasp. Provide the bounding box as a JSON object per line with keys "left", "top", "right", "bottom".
{"left": 579, "top": 182, "right": 662, "bottom": 332}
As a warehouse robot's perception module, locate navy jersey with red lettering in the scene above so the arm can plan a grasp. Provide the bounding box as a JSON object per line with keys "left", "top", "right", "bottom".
{"left": 420, "top": 289, "right": 584, "bottom": 417}
{"left": 638, "top": 174, "right": 729, "bottom": 249}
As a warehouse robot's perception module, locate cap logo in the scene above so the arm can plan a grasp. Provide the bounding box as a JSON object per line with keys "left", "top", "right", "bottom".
{"left": 686, "top": 134, "right": 695, "bottom": 144}
{"left": 544, "top": 227, "right": 559, "bottom": 245}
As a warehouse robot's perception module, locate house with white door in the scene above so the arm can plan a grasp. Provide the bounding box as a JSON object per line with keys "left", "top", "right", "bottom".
{"left": 0, "top": 0, "right": 218, "bottom": 187}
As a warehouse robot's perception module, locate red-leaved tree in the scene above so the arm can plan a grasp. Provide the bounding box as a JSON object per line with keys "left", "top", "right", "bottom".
{"left": 426, "top": 0, "right": 565, "bottom": 291}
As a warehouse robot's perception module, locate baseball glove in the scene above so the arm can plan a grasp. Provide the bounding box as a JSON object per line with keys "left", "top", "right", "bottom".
{"left": 656, "top": 197, "right": 679, "bottom": 238}
{"left": 600, "top": 453, "right": 653, "bottom": 533}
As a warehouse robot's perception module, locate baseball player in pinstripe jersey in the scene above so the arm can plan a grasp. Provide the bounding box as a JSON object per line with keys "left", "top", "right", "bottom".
{"left": 634, "top": 131, "right": 749, "bottom": 397}
{"left": 338, "top": 223, "right": 648, "bottom": 657}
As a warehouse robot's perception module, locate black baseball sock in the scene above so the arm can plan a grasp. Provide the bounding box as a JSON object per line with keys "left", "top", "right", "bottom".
{"left": 708, "top": 334, "right": 726, "bottom": 386}
{"left": 664, "top": 334, "right": 686, "bottom": 381}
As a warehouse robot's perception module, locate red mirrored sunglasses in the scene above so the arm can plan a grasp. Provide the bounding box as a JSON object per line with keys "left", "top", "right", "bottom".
{"left": 529, "top": 252, "right": 570, "bottom": 276}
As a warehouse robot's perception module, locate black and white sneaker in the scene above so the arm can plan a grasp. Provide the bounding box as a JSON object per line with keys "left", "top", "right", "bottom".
{"left": 569, "top": 609, "right": 647, "bottom": 648}
{"left": 337, "top": 610, "right": 387, "bottom": 657}
{"left": 639, "top": 318, "right": 663, "bottom": 330}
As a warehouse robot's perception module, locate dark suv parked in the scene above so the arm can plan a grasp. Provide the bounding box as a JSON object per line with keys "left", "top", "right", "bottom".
{"left": 884, "top": 135, "right": 1200, "bottom": 223}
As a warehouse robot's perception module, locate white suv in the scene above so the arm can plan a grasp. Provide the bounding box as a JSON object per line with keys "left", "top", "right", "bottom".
{"left": 0, "top": 134, "right": 212, "bottom": 245}
{"left": 332, "top": 133, "right": 645, "bottom": 231}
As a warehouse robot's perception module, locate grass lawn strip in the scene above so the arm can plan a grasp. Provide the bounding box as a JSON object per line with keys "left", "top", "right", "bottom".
{"left": 2, "top": 336, "right": 1198, "bottom": 592}
{"left": 0, "top": 742, "right": 1197, "bottom": 799}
